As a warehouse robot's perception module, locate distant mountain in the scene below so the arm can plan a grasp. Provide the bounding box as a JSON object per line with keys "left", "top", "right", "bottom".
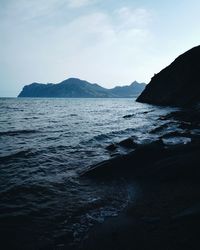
{"left": 109, "top": 81, "right": 146, "bottom": 98}
{"left": 18, "top": 78, "right": 146, "bottom": 98}
{"left": 137, "top": 45, "right": 200, "bottom": 106}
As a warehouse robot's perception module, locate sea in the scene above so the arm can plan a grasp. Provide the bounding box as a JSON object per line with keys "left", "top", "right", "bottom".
{"left": 0, "top": 98, "right": 180, "bottom": 249}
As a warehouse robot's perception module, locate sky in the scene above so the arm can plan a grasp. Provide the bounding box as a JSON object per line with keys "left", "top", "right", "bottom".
{"left": 0, "top": 0, "right": 200, "bottom": 97}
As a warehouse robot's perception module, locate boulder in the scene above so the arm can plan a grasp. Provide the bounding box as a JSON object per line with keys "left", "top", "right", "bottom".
{"left": 118, "top": 138, "right": 137, "bottom": 149}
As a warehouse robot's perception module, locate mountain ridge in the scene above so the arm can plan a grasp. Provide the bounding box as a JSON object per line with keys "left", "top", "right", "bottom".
{"left": 18, "top": 78, "right": 146, "bottom": 98}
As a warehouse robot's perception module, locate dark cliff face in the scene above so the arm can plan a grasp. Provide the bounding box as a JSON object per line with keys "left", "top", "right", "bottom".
{"left": 137, "top": 45, "right": 200, "bottom": 106}
{"left": 18, "top": 78, "right": 146, "bottom": 98}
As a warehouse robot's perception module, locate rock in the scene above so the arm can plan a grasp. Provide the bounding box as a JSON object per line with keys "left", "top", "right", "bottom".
{"left": 178, "top": 122, "right": 198, "bottom": 130}
{"left": 174, "top": 203, "right": 200, "bottom": 220}
{"left": 159, "top": 110, "right": 200, "bottom": 123}
{"left": 118, "top": 138, "right": 137, "bottom": 149}
{"left": 82, "top": 138, "right": 200, "bottom": 180}
{"left": 81, "top": 140, "right": 166, "bottom": 179}
{"left": 160, "top": 131, "right": 191, "bottom": 139}
{"left": 123, "top": 114, "right": 134, "bottom": 119}
{"left": 148, "top": 148, "right": 200, "bottom": 180}
{"left": 150, "top": 123, "right": 171, "bottom": 134}
{"left": 106, "top": 143, "right": 117, "bottom": 151}
{"left": 137, "top": 45, "right": 200, "bottom": 106}
{"left": 110, "top": 152, "right": 121, "bottom": 157}
{"left": 106, "top": 138, "right": 137, "bottom": 152}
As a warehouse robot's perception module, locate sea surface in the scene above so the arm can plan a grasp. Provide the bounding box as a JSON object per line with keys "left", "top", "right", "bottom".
{"left": 0, "top": 98, "right": 180, "bottom": 249}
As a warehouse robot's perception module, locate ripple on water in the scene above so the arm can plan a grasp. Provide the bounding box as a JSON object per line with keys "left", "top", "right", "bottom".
{"left": 0, "top": 98, "right": 181, "bottom": 248}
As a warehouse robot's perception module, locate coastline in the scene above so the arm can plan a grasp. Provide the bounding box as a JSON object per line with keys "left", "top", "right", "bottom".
{"left": 80, "top": 109, "right": 200, "bottom": 250}
{"left": 81, "top": 179, "right": 200, "bottom": 250}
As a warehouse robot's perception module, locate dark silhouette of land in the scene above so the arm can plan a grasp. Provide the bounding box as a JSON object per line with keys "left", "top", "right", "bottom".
{"left": 137, "top": 45, "right": 200, "bottom": 106}
{"left": 18, "top": 78, "right": 146, "bottom": 98}
{"left": 79, "top": 46, "right": 200, "bottom": 250}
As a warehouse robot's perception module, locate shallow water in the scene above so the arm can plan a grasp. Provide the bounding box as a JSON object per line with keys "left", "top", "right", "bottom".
{"left": 0, "top": 98, "right": 179, "bottom": 249}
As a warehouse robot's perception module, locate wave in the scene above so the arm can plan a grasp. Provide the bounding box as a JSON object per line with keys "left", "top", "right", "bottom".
{"left": 0, "top": 129, "right": 38, "bottom": 136}
{"left": 0, "top": 149, "right": 31, "bottom": 162}
{"left": 92, "top": 128, "right": 136, "bottom": 141}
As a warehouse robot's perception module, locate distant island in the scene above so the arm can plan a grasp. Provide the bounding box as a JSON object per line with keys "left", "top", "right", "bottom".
{"left": 18, "top": 78, "right": 146, "bottom": 98}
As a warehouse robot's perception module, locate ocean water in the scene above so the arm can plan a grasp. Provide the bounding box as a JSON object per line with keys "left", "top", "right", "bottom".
{"left": 0, "top": 98, "right": 178, "bottom": 249}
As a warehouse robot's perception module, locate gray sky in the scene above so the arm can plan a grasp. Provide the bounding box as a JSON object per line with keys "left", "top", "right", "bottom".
{"left": 0, "top": 0, "right": 200, "bottom": 97}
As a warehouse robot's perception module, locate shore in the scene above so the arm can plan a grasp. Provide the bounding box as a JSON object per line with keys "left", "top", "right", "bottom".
{"left": 80, "top": 109, "right": 200, "bottom": 250}
{"left": 81, "top": 180, "right": 200, "bottom": 250}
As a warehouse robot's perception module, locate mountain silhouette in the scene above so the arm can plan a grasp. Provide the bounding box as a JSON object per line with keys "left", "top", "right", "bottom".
{"left": 18, "top": 78, "right": 146, "bottom": 98}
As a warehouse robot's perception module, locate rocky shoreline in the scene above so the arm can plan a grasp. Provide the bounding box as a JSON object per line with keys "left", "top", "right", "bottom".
{"left": 81, "top": 179, "right": 200, "bottom": 250}
{"left": 79, "top": 108, "right": 200, "bottom": 250}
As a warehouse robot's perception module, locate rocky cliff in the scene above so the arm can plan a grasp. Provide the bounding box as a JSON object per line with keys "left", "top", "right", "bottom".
{"left": 137, "top": 45, "right": 200, "bottom": 106}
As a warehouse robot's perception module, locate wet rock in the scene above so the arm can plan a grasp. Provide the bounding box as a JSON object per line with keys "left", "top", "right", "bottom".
{"left": 178, "top": 121, "right": 200, "bottom": 130}
{"left": 150, "top": 123, "right": 170, "bottom": 134}
{"left": 110, "top": 152, "right": 121, "bottom": 157}
{"left": 173, "top": 203, "right": 200, "bottom": 220}
{"left": 159, "top": 110, "right": 200, "bottom": 123}
{"left": 161, "top": 131, "right": 191, "bottom": 139}
{"left": 81, "top": 140, "right": 165, "bottom": 179}
{"left": 123, "top": 114, "right": 134, "bottom": 119}
{"left": 118, "top": 138, "right": 137, "bottom": 149}
{"left": 106, "top": 138, "right": 137, "bottom": 151}
{"left": 82, "top": 138, "right": 200, "bottom": 180}
{"left": 148, "top": 148, "right": 200, "bottom": 180}
{"left": 106, "top": 143, "right": 117, "bottom": 151}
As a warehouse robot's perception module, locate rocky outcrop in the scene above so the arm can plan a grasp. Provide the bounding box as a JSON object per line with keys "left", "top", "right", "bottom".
{"left": 137, "top": 45, "right": 200, "bottom": 106}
